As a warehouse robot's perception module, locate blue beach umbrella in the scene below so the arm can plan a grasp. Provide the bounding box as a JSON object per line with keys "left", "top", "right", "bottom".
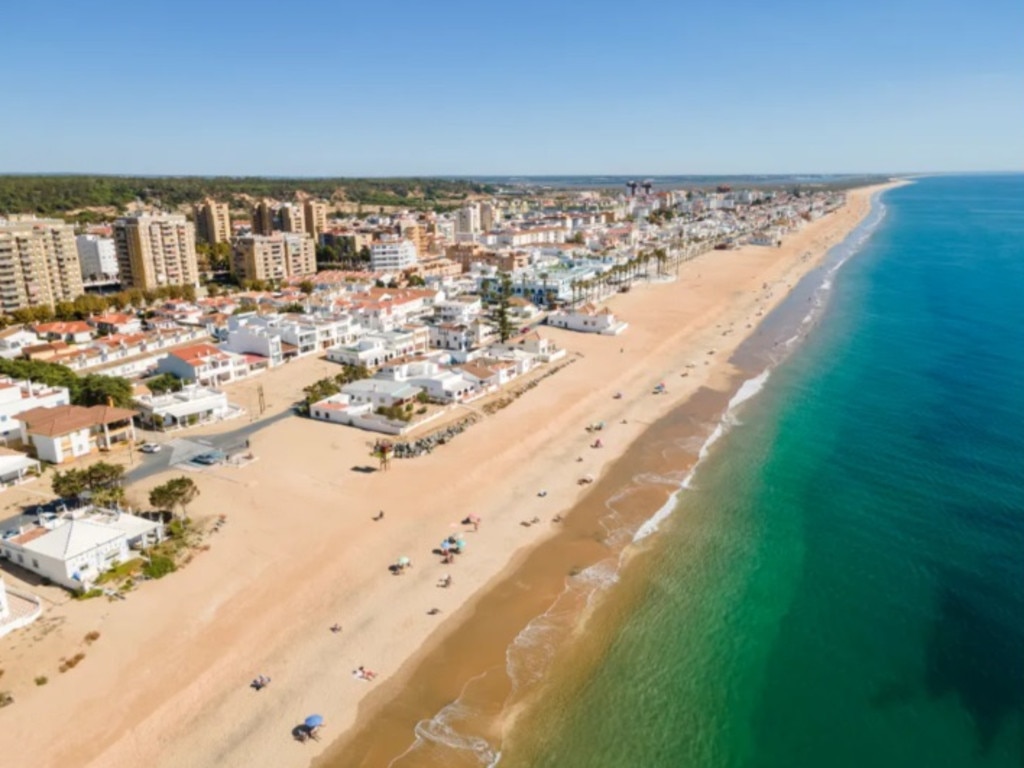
{"left": 305, "top": 714, "right": 324, "bottom": 729}
{"left": 456, "top": 539, "right": 466, "bottom": 550}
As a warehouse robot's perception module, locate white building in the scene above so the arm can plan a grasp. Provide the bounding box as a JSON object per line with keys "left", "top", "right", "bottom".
{"left": 326, "top": 328, "right": 429, "bottom": 369}
{"left": 370, "top": 239, "right": 418, "bottom": 271}
{"left": 156, "top": 343, "right": 253, "bottom": 387}
{"left": 75, "top": 234, "right": 119, "bottom": 280}
{"left": 135, "top": 385, "right": 239, "bottom": 430}
{"left": 456, "top": 204, "right": 481, "bottom": 235}
{"left": 546, "top": 304, "right": 629, "bottom": 335}
{"left": 0, "top": 447, "right": 41, "bottom": 487}
{"left": 0, "top": 509, "right": 164, "bottom": 592}
{"left": 0, "top": 327, "right": 40, "bottom": 360}
{"left": 0, "top": 376, "right": 71, "bottom": 445}
{"left": 17, "top": 404, "right": 137, "bottom": 465}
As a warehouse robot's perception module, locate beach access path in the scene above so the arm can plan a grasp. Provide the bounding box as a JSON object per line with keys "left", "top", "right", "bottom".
{"left": 0, "top": 183, "right": 894, "bottom": 768}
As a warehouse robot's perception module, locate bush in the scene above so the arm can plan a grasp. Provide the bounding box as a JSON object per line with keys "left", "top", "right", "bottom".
{"left": 75, "top": 588, "right": 103, "bottom": 601}
{"left": 142, "top": 555, "right": 176, "bottom": 579}
{"left": 34, "top": 676, "right": 48, "bottom": 686}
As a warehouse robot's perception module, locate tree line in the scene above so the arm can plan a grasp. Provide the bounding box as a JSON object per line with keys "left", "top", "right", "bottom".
{"left": 0, "top": 175, "right": 495, "bottom": 216}
{"left": 0, "top": 358, "right": 134, "bottom": 409}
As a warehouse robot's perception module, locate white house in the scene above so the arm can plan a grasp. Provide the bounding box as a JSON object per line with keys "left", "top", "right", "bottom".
{"left": 135, "top": 385, "right": 239, "bottom": 430}
{"left": 157, "top": 343, "right": 252, "bottom": 387}
{"left": 375, "top": 359, "right": 477, "bottom": 403}
{"left": 326, "top": 327, "right": 429, "bottom": 369}
{"left": 0, "top": 377, "right": 71, "bottom": 445}
{"left": 489, "top": 331, "right": 566, "bottom": 364}
{"left": 546, "top": 304, "right": 628, "bottom": 335}
{"left": 17, "top": 404, "right": 137, "bottom": 464}
{"left": 0, "top": 509, "right": 164, "bottom": 591}
{"left": 0, "top": 327, "right": 40, "bottom": 360}
{"left": 341, "top": 379, "right": 422, "bottom": 410}
{"left": 0, "top": 447, "right": 40, "bottom": 487}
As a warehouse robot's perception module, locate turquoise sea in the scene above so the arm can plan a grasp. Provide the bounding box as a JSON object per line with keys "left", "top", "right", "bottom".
{"left": 499, "top": 175, "right": 1024, "bottom": 767}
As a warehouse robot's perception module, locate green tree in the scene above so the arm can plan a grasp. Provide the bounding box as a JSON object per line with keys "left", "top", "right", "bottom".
{"left": 149, "top": 476, "right": 200, "bottom": 520}
{"left": 52, "top": 468, "right": 87, "bottom": 499}
{"left": 406, "top": 274, "right": 426, "bottom": 287}
{"left": 496, "top": 272, "right": 514, "bottom": 343}
{"left": 146, "top": 373, "right": 183, "bottom": 396}
{"left": 299, "top": 280, "right": 315, "bottom": 295}
{"left": 76, "top": 374, "right": 134, "bottom": 408}
{"left": 85, "top": 461, "right": 125, "bottom": 490}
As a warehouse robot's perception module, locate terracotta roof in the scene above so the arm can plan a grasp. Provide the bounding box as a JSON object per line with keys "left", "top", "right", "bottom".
{"left": 169, "top": 343, "right": 229, "bottom": 365}
{"left": 17, "top": 404, "right": 136, "bottom": 437}
{"left": 34, "top": 321, "right": 93, "bottom": 335}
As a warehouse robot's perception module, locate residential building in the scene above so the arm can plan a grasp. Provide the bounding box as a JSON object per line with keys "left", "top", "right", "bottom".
{"left": 480, "top": 202, "right": 502, "bottom": 231}
{"left": 231, "top": 233, "right": 316, "bottom": 282}
{"left": 75, "top": 234, "right": 119, "bottom": 281}
{"left": 0, "top": 376, "right": 71, "bottom": 445}
{"left": 31, "top": 320, "right": 94, "bottom": 344}
{"left": 370, "top": 239, "right": 418, "bottom": 271}
{"left": 456, "top": 204, "right": 481, "bottom": 235}
{"left": 88, "top": 313, "right": 142, "bottom": 335}
{"left": 341, "top": 379, "right": 422, "bottom": 410}
{"left": 0, "top": 327, "right": 39, "bottom": 360}
{"left": 193, "top": 198, "right": 231, "bottom": 244}
{"left": 303, "top": 200, "right": 328, "bottom": 238}
{"left": 0, "top": 447, "right": 41, "bottom": 487}
{"left": 546, "top": 304, "right": 629, "bottom": 335}
{"left": 279, "top": 203, "right": 306, "bottom": 234}
{"left": 157, "top": 343, "right": 252, "bottom": 387}
{"left": 250, "top": 200, "right": 272, "bottom": 235}
{"left": 220, "top": 315, "right": 284, "bottom": 366}
{"left": 113, "top": 214, "right": 199, "bottom": 290}
{"left": 326, "top": 327, "right": 429, "bottom": 368}
{"left": 0, "top": 508, "right": 164, "bottom": 591}
{"left": 135, "top": 385, "right": 239, "bottom": 429}
{"left": 0, "top": 217, "right": 85, "bottom": 312}
{"left": 17, "top": 404, "right": 137, "bottom": 464}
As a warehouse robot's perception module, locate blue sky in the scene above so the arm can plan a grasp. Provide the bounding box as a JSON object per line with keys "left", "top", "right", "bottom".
{"left": 1, "top": 0, "right": 1021, "bottom": 175}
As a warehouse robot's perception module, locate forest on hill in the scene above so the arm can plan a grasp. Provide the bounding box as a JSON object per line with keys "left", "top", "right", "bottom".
{"left": 0, "top": 175, "right": 495, "bottom": 216}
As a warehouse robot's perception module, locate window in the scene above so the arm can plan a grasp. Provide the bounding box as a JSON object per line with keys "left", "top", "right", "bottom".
{"left": 32, "top": 559, "right": 39, "bottom": 568}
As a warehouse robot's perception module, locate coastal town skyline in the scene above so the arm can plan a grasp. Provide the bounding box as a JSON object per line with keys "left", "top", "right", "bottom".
{"left": 2, "top": 1, "right": 1022, "bottom": 176}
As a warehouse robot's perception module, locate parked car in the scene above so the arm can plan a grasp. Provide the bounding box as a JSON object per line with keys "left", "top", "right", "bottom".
{"left": 140, "top": 443, "right": 162, "bottom": 454}
{"left": 192, "top": 452, "right": 220, "bottom": 465}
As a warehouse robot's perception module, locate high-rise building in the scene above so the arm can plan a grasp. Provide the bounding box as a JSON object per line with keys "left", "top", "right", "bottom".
{"left": 0, "top": 218, "right": 85, "bottom": 312}
{"left": 113, "top": 214, "right": 199, "bottom": 290}
{"left": 252, "top": 200, "right": 275, "bottom": 236}
{"left": 303, "top": 200, "right": 327, "bottom": 239}
{"left": 456, "top": 204, "right": 481, "bottom": 235}
{"left": 193, "top": 198, "right": 231, "bottom": 244}
{"left": 75, "top": 234, "right": 119, "bottom": 281}
{"left": 231, "top": 233, "right": 316, "bottom": 283}
{"left": 279, "top": 204, "right": 306, "bottom": 234}
{"left": 480, "top": 202, "right": 502, "bottom": 231}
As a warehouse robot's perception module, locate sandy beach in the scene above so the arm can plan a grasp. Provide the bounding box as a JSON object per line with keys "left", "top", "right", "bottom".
{"left": 0, "top": 182, "right": 896, "bottom": 768}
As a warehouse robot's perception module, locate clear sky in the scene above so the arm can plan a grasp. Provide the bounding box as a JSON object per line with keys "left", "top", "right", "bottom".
{"left": 1, "top": 0, "right": 1022, "bottom": 176}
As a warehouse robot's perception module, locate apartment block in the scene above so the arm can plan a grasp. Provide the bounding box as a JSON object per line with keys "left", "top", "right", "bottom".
{"left": 75, "top": 234, "right": 119, "bottom": 280}
{"left": 0, "top": 218, "right": 85, "bottom": 313}
{"left": 370, "top": 239, "right": 418, "bottom": 272}
{"left": 252, "top": 200, "right": 275, "bottom": 236}
{"left": 193, "top": 198, "right": 231, "bottom": 244}
{"left": 456, "top": 204, "right": 481, "bottom": 235}
{"left": 279, "top": 204, "right": 306, "bottom": 234}
{"left": 303, "top": 200, "right": 328, "bottom": 239}
{"left": 231, "top": 233, "right": 316, "bottom": 282}
{"left": 113, "top": 214, "right": 199, "bottom": 290}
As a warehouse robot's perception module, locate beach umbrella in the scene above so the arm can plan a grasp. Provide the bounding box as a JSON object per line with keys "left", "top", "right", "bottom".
{"left": 304, "top": 714, "right": 324, "bottom": 728}
{"left": 440, "top": 540, "right": 450, "bottom": 551}
{"left": 398, "top": 556, "right": 411, "bottom": 566}
{"left": 456, "top": 539, "right": 466, "bottom": 549}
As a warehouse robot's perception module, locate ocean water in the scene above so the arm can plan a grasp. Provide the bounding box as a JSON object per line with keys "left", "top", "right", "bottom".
{"left": 499, "top": 175, "right": 1024, "bottom": 768}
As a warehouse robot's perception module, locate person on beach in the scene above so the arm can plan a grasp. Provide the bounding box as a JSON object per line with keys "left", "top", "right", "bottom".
{"left": 373, "top": 510, "right": 384, "bottom": 521}
{"left": 330, "top": 624, "right": 342, "bottom": 633}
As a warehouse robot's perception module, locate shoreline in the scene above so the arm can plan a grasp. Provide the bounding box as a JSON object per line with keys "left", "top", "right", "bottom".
{"left": 314, "top": 181, "right": 905, "bottom": 767}
{"left": 0, "top": 182, "right": 899, "bottom": 768}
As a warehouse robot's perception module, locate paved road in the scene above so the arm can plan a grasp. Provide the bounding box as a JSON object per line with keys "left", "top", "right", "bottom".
{"left": 125, "top": 409, "right": 294, "bottom": 484}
